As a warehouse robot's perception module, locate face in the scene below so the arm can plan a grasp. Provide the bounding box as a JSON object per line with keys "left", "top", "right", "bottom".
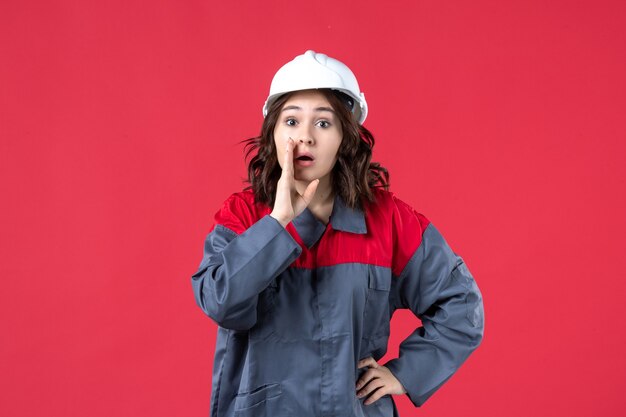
{"left": 273, "top": 89, "right": 343, "bottom": 187}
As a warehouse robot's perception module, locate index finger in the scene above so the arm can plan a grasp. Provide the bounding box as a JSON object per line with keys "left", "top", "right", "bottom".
{"left": 282, "top": 137, "right": 294, "bottom": 178}
{"left": 358, "top": 357, "right": 378, "bottom": 368}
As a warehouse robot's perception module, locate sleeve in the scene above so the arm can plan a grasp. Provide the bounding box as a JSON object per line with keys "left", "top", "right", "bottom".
{"left": 383, "top": 195, "right": 485, "bottom": 407}
{"left": 190, "top": 193, "right": 303, "bottom": 331}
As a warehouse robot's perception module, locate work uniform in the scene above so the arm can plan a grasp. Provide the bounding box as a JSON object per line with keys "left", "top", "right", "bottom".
{"left": 191, "top": 188, "right": 484, "bottom": 417}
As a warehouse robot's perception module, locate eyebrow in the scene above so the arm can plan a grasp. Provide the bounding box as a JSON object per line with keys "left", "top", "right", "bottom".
{"left": 281, "top": 105, "right": 336, "bottom": 114}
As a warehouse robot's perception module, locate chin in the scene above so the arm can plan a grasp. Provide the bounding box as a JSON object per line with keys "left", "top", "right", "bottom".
{"left": 295, "top": 173, "right": 320, "bottom": 182}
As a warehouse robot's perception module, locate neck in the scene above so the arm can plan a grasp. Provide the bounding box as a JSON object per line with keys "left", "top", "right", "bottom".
{"left": 296, "top": 177, "right": 334, "bottom": 208}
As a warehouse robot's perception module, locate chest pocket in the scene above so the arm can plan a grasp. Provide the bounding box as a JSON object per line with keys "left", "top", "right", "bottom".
{"left": 362, "top": 266, "right": 392, "bottom": 341}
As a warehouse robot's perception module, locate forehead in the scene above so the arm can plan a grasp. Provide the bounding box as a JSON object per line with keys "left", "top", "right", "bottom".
{"left": 281, "top": 89, "right": 332, "bottom": 109}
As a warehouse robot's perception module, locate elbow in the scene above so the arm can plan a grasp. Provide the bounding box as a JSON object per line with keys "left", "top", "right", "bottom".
{"left": 191, "top": 272, "right": 258, "bottom": 331}
{"left": 470, "top": 323, "right": 484, "bottom": 350}
{"left": 467, "top": 299, "right": 485, "bottom": 349}
{"left": 464, "top": 274, "right": 485, "bottom": 349}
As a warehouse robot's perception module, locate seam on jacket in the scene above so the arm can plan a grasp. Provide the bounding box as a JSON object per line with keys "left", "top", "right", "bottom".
{"left": 214, "top": 223, "right": 239, "bottom": 238}
{"left": 396, "top": 218, "right": 430, "bottom": 280}
{"left": 395, "top": 243, "right": 423, "bottom": 312}
{"left": 223, "top": 229, "right": 290, "bottom": 280}
{"left": 195, "top": 225, "right": 239, "bottom": 273}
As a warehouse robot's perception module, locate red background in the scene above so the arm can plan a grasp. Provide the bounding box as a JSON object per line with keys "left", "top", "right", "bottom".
{"left": 1, "top": 1, "right": 625, "bottom": 416}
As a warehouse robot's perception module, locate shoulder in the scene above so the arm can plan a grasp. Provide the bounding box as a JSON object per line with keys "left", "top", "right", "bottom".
{"left": 222, "top": 189, "right": 257, "bottom": 209}
{"left": 368, "top": 189, "right": 433, "bottom": 276}
{"left": 367, "top": 188, "right": 431, "bottom": 231}
{"left": 212, "top": 189, "right": 265, "bottom": 235}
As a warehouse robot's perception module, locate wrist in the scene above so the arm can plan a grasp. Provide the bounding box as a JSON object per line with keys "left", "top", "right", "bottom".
{"left": 270, "top": 212, "right": 290, "bottom": 228}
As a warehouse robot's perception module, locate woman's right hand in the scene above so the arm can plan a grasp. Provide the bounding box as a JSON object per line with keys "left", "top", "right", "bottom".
{"left": 270, "top": 137, "right": 319, "bottom": 228}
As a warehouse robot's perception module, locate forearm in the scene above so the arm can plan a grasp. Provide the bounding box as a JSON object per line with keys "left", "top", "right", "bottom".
{"left": 385, "top": 268, "right": 484, "bottom": 407}
{"left": 387, "top": 221, "right": 485, "bottom": 407}
{"left": 191, "top": 214, "right": 302, "bottom": 330}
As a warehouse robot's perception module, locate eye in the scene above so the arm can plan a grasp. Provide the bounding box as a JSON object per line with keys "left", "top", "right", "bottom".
{"left": 285, "top": 118, "right": 297, "bottom": 127}
{"left": 317, "top": 120, "right": 331, "bottom": 128}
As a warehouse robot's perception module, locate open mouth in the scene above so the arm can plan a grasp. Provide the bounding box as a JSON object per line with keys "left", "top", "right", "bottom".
{"left": 294, "top": 154, "right": 315, "bottom": 167}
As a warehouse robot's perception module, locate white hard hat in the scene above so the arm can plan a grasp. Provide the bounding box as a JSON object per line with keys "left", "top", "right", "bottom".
{"left": 262, "top": 50, "right": 368, "bottom": 124}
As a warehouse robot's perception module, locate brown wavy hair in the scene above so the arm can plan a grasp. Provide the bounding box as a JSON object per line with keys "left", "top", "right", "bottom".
{"left": 239, "top": 88, "right": 389, "bottom": 212}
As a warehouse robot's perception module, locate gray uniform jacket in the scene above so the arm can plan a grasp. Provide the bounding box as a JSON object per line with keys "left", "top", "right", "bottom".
{"left": 191, "top": 188, "right": 484, "bottom": 417}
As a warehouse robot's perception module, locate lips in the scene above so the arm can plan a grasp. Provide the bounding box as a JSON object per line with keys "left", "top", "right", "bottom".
{"left": 294, "top": 151, "right": 314, "bottom": 161}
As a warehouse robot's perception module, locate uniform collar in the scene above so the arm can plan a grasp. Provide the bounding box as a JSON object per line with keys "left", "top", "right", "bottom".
{"left": 292, "top": 193, "right": 367, "bottom": 249}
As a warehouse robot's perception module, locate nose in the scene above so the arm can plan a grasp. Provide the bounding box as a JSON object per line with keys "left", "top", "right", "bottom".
{"left": 289, "top": 124, "right": 315, "bottom": 145}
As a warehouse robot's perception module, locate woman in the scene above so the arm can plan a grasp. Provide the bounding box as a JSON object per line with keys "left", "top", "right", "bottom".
{"left": 191, "top": 50, "right": 484, "bottom": 417}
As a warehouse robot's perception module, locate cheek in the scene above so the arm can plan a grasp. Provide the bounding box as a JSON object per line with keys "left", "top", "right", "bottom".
{"left": 273, "top": 133, "right": 282, "bottom": 156}
{"left": 274, "top": 133, "right": 288, "bottom": 154}
{"left": 274, "top": 125, "right": 287, "bottom": 140}
{"left": 331, "top": 140, "right": 342, "bottom": 162}
{"left": 321, "top": 152, "right": 339, "bottom": 169}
